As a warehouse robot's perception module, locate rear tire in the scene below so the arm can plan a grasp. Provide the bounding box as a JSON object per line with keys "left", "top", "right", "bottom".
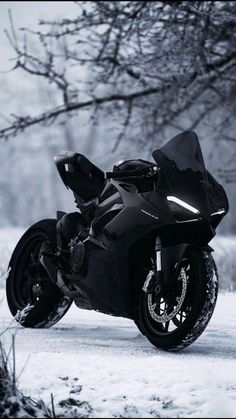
{"left": 137, "top": 248, "right": 218, "bottom": 351}
{"left": 6, "top": 219, "right": 72, "bottom": 328}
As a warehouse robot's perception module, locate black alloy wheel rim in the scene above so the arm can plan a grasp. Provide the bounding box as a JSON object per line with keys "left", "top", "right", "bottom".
{"left": 12, "top": 233, "right": 52, "bottom": 310}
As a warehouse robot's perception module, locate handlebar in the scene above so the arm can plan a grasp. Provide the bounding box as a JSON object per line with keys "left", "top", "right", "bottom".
{"left": 106, "top": 166, "right": 158, "bottom": 179}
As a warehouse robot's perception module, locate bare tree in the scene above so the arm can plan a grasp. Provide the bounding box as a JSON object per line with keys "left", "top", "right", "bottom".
{"left": 1, "top": 1, "right": 236, "bottom": 177}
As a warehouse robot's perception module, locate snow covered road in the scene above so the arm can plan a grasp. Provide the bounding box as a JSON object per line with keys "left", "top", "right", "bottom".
{"left": 1, "top": 290, "right": 236, "bottom": 418}
{"left": 0, "top": 228, "right": 236, "bottom": 417}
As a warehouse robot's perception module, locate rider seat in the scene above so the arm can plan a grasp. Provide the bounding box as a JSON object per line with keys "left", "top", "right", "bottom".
{"left": 54, "top": 151, "right": 105, "bottom": 203}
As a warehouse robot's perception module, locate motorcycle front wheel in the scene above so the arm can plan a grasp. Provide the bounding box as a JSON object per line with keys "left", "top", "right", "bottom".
{"left": 6, "top": 219, "right": 72, "bottom": 328}
{"left": 137, "top": 248, "right": 218, "bottom": 352}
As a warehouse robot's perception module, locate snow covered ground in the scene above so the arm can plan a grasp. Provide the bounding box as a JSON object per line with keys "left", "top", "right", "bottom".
{"left": 1, "top": 290, "right": 236, "bottom": 418}
{"left": 0, "top": 228, "right": 236, "bottom": 417}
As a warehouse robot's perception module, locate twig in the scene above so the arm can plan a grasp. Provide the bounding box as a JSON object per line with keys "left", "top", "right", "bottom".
{"left": 51, "top": 393, "right": 56, "bottom": 419}
{"left": 12, "top": 334, "right": 16, "bottom": 395}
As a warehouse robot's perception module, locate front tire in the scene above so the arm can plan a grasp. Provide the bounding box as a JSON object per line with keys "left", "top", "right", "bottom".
{"left": 137, "top": 248, "right": 218, "bottom": 351}
{"left": 6, "top": 219, "right": 72, "bottom": 328}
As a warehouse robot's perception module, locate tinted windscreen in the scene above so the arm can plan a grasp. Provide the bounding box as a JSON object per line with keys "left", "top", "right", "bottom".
{"left": 152, "top": 131, "right": 210, "bottom": 218}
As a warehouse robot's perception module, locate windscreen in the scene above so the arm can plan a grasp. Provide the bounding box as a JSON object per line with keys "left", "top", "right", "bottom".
{"left": 152, "top": 131, "right": 210, "bottom": 218}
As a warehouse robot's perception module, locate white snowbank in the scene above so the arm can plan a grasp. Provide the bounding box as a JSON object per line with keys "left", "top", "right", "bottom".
{"left": 0, "top": 228, "right": 235, "bottom": 291}
{"left": 211, "top": 236, "right": 236, "bottom": 291}
{"left": 0, "top": 228, "right": 24, "bottom": 284}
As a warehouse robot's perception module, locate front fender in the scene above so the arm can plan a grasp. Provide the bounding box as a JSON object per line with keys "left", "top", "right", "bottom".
{"left": 160, "top": 242, "right": 213, "bottom": 288}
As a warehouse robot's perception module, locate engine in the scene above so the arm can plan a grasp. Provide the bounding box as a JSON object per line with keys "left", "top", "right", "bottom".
{"left": 70, "top": 240, "right": 86, "bottom": 275}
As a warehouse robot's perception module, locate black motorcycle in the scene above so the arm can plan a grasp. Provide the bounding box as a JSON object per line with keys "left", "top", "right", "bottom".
{"left": 6, "top": 131, "right": 229, "bottom": 351}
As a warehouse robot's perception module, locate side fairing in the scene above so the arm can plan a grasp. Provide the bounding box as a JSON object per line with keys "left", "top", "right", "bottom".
{"left": 72, "top": 180, "right": 173, "bottom": 318}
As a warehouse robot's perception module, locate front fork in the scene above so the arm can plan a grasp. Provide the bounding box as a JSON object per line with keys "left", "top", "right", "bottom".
{"left": 142, "top": 235, "right": 214, "bottom": 306}
{"left": 143, "top": 237, "right": 166, "bottom": 295}
{"left": 143, "top": 237, "right": 189, "bottom": 297}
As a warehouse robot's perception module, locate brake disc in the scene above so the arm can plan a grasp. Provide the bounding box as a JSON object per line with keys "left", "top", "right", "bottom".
{"left": 147, "top": 267, "right": 188, "bottom": 323}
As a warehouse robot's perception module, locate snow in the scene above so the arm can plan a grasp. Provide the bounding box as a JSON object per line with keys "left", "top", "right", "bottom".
{"left": 1, "top": 291, "right": 236, "bottom": 418}
{"left": 0, "top": 228, "right": 23, "bottom": 281}
{"left": 0, "top": 228, "right": 236, "bottom": 417}
{"left": 212, "top": 235, "right": 236, "bottom": 291}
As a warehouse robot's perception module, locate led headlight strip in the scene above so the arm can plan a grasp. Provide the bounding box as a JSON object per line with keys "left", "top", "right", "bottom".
{"left": 167, "top": 196, "right": 200, "bottom": 215}
{"left": 211, "top": 209, "right": 226, "bottom": 216}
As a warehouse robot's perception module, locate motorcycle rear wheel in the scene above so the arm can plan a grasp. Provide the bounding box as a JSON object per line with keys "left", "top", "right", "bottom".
{"left": 6, "top": 219, "right": 72, "bottom": 328}
{"left": 137, "top": 248, "right": 218, "bottom": 352}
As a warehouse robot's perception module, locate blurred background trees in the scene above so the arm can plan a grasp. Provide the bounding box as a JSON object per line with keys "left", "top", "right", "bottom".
{"left": 0, "top": 1, "right": 236, "bottom": 232}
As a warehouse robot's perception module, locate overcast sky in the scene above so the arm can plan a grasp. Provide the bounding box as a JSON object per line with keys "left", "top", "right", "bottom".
{"left": 0, "top": 1, "right": 77, "bottom": 70}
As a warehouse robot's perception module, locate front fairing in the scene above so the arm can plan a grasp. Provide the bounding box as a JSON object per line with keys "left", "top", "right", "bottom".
{"left": 152, "top": 131, "right": 228, "bottom": 223}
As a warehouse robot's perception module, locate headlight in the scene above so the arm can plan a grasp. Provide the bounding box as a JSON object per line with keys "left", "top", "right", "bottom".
{"left": 211, "top": 209, "right": 226, "bottom": 216}
{"left": 167, "top": 196, "right": 200, "bottom": 215}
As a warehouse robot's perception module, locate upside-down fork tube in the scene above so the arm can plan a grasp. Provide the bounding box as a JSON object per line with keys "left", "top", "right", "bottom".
{"left": 153, "top": 239, "right": 214, "bottom": 294}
